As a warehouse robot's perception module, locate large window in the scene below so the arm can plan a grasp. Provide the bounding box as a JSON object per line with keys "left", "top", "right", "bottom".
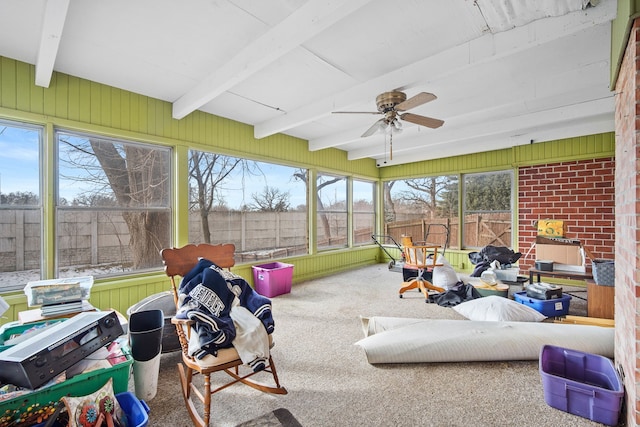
{"left": 0, "top": 121, "right": 42, "bottom": 289}
{"left": 383, "top": 170, "right": 514, "bottom": 250}
{"left": 188, "top": 150, "right": 308, "bottom": 262}
{"left": 1, "top": 120, "right": 420, "bottom": 291}
{"left": 382, "top": 175, "right": 458, "bottom": 249}
{"left": 57, "top": 131, "right": 171, "bottom": 278}
{"left": 352, "top": 179, "right": 375, "bottom": 246}
{"left": 463, "top": 170, "right": 513, "bottom": 248}
{"left": 317, "top": 173, "right": 347, "bottom": 250}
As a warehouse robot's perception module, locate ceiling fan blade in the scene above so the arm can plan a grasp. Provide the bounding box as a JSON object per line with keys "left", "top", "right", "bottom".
{"left": 395, "top": 92, "right": 437, "bottom": 111}
{"left": 400, "top": 113, "right": 444, "bottom": 129}
{"left": 361, "top": 118, "right": 385, "bottom": 137}
{"left": 332, "top": 111, "right": 380, "bottom": 115}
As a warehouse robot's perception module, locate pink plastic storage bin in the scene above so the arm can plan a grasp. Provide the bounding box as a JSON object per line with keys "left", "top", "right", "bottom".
{"left": 539, "top": 345, "right": 623, "bottom": 426}
{"left": 251, "top": 262, "right": 293, "bottom": 297}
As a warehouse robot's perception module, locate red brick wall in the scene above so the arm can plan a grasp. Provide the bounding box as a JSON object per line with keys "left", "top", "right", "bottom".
{"left": 613, "top": 18, "right": 640, "bottom": 427}
{"left": 517, "top": 158, "right": 615, "bottom": 271}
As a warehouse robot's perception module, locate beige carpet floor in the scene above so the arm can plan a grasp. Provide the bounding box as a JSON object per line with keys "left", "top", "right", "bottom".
{"left": 137, "top": 264, "right": 614, "bottom": 427}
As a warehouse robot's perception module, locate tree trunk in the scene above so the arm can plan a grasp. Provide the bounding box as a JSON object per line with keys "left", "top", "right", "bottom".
{"left": 317, "top": 196, "right": 331, "bottom": 240}
{"left": 91, "top": 139, "right": 170, "bottom": 269}
{"left": 123, "top": 211, "right": 170, "bottom": 268}
{"left": 200, "top": 209, "right": 211, "bottom": 243}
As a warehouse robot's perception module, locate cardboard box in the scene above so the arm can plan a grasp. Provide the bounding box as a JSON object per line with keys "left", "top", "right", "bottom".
{"left": 536, "top": 243, "right": 585, "bottom": 273}
{"left": 536, "top": 219, "right": 567, "bottom": 238}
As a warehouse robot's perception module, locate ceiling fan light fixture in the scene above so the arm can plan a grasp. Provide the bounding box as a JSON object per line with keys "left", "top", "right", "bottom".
{"left": 336, "top": 90, "right": 443, "bottom": 138}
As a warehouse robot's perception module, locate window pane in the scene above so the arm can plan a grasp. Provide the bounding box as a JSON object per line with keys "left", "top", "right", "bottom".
{"left": 353, "top": 179, "right": 375, "bottom": 246}
{"left": 0, "top": 121, "right": 42, "bottom": 289}
{"left": 56, "top": 209, "right": 171, "bottom": 278}
{"left": 317, "top": 173, "right": 347, "bottom": 250}
{"left": 58, "top": 134, "right": 170, "bottom": 208}
{"left": 57, "top": 131, "right": 171, "bottom": 276}
{"left": 382, "top": 176, "right": 458, "bottom": 249}
{"left": 188, "top": 151, "right": 308, "bottom": 262}
{"left": 463, "top": 170, "right": 513, "bottom": 248}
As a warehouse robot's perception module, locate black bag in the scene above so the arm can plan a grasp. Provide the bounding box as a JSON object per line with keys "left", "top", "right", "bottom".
{"left": 468, "top": 245, "right": 522, "bottom": 277}
{"left": 477, "top": 245, "right": 521, "bottom": 264}
{"left": 428, "top": 282, "right": 482, "bottom": 307}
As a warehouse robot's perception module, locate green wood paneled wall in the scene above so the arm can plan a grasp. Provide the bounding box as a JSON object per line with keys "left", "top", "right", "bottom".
{"left": 0, "top": 57, "right": 379, "bottom": 177}
{"left": 380, "top": 132, "right": 614, "bottom": 180}
{"left": 0, "top": 57, "right": 382, "bottom": 324}
{"left": 611, "top": 0, "right": 640, "bottom": 87}
{"left": 0, "top": 55, "right": 617, "bottom": 324}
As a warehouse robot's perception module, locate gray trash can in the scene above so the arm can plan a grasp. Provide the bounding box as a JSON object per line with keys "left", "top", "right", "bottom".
{"left": 127, "top": 291, "right": 180, "bottom": 353}
{"left": 129, "top": 309, "right": 163, "bottom": 400}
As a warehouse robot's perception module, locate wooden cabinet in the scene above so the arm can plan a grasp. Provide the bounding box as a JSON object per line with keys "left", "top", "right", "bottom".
{"left": 587, "top": 280, "right": 615, "bottom": 319}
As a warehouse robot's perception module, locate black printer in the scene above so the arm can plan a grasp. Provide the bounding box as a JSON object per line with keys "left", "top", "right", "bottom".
{"left": 526, "top": 282, "right": 563, "bottom": 300}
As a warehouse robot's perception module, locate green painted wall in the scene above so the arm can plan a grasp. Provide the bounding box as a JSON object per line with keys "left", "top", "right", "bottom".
{"left": 0, "top": 57, "right": 382, "bottom": 323}
{"left": 611, "top": 0, "right": 640, "bottom": 87}
{"left": 380, "top": 132, "right": 615, "bottom": 180}
{"left": 0, "top": 57, "right": 379, "bottom": 177}
{"left": 0, "top": 56, "right": 617, "bottom": 324}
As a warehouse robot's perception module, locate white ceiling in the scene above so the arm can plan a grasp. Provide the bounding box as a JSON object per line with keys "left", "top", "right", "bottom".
{"left": 0, "top": 0, "right": 617, "bottom": 167}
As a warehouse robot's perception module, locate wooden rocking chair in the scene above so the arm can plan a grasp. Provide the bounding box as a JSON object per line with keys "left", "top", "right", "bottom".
{"left": 160, "top": 243, "right": 287, "bottom": 427}
{"left": 399, "top": 243, "right": 445, "bottom": 302}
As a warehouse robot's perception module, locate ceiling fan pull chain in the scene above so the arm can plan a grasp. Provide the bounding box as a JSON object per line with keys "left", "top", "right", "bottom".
{"left": 390, "top": 131, "right": 393, "bottom": 161}
{"left": 384, "top": 133, "right": 388, "bottom": 163}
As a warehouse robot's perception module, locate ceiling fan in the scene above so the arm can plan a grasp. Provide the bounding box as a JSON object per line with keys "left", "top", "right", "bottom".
{"left": 333, "top": 90, "right": 444, "bottom": 162}
{"left": 333, "top": 90, "right": 444, "bottom": 138}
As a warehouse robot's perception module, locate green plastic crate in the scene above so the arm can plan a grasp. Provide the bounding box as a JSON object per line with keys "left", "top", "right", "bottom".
{"left": 0, "top": 349, "right": 132, "bottom": 425}
{"left": 0, "top": 320, "right": 67, "bottom": 352}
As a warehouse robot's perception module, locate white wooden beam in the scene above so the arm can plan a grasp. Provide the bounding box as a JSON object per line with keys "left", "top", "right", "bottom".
{"left": 309, "top": 58, "right": 612, "bottom": 152}
{"left": 172, "top": 0, "right": 374, "bottom": 120}
{"left": 35, "top": 0, "right": 70, "bottom": 88}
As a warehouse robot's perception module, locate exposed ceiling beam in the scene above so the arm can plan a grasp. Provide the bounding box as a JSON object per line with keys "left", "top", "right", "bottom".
{"left": 35, "top": 0, "right": 70, "bottom": 88}
{"left": 308, "top": 59, "right": 611, "bottom": 152}
{"left": 253, "top": 0, "right": 616, "bottom": 139}
{"left": 172, "top": 0, "right": 374, "bottom": 120}
{"left": 383, "top": 96, "right": 614, "bottom": 157}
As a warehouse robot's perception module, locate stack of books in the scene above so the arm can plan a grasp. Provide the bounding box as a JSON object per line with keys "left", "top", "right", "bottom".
{"left": 41, "top": 300, "right": 83, "bottom": 316}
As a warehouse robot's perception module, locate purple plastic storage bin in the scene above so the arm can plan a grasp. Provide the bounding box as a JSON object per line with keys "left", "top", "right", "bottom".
{"left": 252, "top": 262, "right": 293, "bottom": 297}
{"left": 514, "top": 291, "right": 571, "bottom": 317}
{"left": 539, "top": 345, "right": 623, "bottom": 426}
